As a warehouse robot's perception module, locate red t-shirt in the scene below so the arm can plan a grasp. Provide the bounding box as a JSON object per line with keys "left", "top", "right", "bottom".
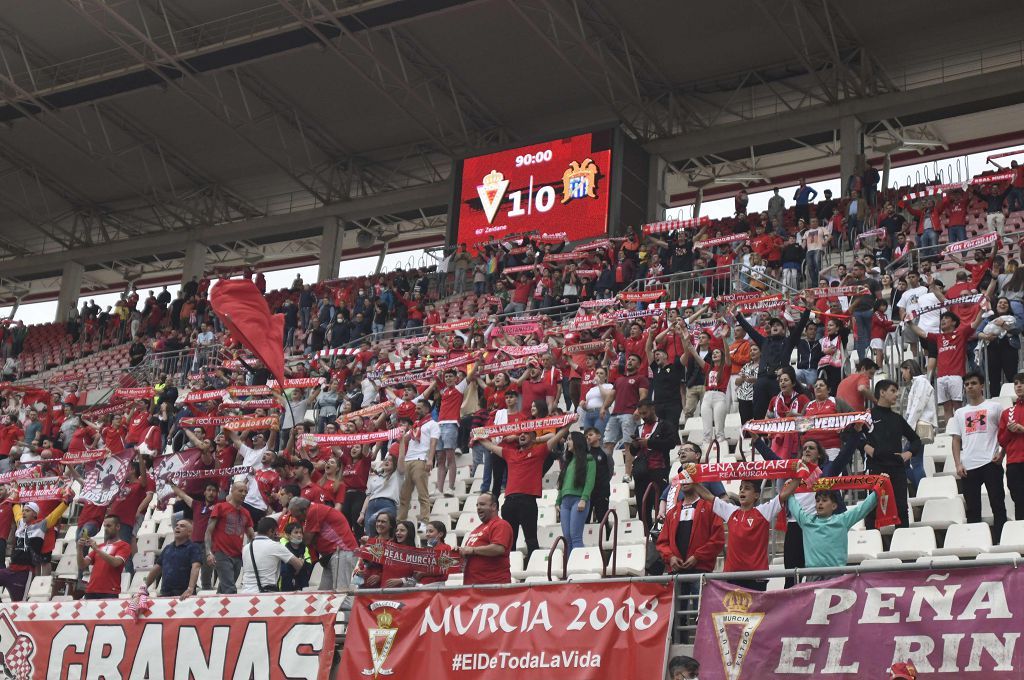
{"left": 125, "top": 412, "right": 150, "bottom": 444}
{"left": 85, "top": 540, "right": 131, "bottom": 595}
{"left": 438, "top": 381, "right": 467, "bottom": 424}
{"left": 704, "top": 363, "right": 732, "bottom": 393}
{"left": 341, "top": 453, "right": 371, "bottom": 492}
{"left": 611, "top": 373, "right": 649, "bottom": 415}
{"left": 303, "top": 503, "right": 357, "bottom": 555}
{"left": 301, "top": 481, "right": 330, "bottom": 505}
{"left": 190, "top": 499, "right": 214, "bottom": 543}
{"left": 511, "top": 281, "right": 531, "bottom": 304}
{"left": 520, "top": 379, "right": 555, "bottom": 411}
{"left": 837, "top": 374, "right": 871, "bottom": 412}
{"left": 929, "top": 326, "right": 974, "bottom": 377}
{"left": 210, "top": 502, "right": 254, "bottom": 557}
{"left": 108, "top": 476, "right": 155, "bottom": 524}
{"left": 68, "top": 426, "right": 96, "bottom": 454}
{"left": 462, "top": 516, "right": 513, "bottom": 585}
{"left": 501, "top": 443, "right": 548, "bottom": 497}
{"left": 101, "top": 425, "right": 126, "bottom": 454}
{"left": 715, "top": 498, "right": 778, "bottom": 572}
{"left": 0, "top": 425, "right": 23, "bottom": 456}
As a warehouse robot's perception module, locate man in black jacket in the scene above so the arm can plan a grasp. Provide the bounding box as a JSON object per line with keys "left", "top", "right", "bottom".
{"left": 734, "top": 297, "right": 811, "bottom": 419}
{"left": 865, "top": 379, "right": 921, "bottom": 529}
{"left": 629, "top": 399, "right": 680, "bottom": 528}
{"left": 646, "top": 329, "right": 685, "bottom": 429}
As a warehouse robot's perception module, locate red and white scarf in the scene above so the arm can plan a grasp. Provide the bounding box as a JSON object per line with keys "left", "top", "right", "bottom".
{"left": 618, "top": 289, "right": 667, "bottom": 303}
{"left": 223, "top": 416, "right": 279, "bottom": 431}
{"left": 470, "top": 413, "right": 577, "bottom": 440}
{"left": 641, "top": 216, "right": 709, "bottom": 234}
{"left": 694, "top": 233, "right": 747, "bottom": 249}
{"left": 743, "top": 411, "right": 872, "bottom": 435}
{"left": 943, "top": 232, "right": 997, "bottom": 255}
{"left": 302, "top": 428, "right": 403, "bottom": 446}
{"left": 650, "top": 297, "right": 713, "bottom": 310}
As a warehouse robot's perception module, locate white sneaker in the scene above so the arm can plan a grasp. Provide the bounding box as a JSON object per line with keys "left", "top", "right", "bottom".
{"left": 417, "top": 522, "right": 428, "bottom": 533}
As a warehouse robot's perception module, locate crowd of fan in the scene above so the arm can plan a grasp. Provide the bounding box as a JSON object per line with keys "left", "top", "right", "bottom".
{"left": 0, "top": 161, "right": 1021, "bottom": 606}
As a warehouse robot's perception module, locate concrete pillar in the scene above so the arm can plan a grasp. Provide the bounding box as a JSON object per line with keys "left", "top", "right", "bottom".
{"left": 646, "top": 155, "right": 668, "bottom": 222}
{"left": 318, "top": 218, "right": 345, "bottom": 282}
{"left": 839, "top": 116, "right": 864, "bottom": 197}
{"left": 181, "top": 241, "right": 207, "bottom": 287}
{"left": 881, "top": 153, "right": 892, "bottom": 194}
{"left": 693, "top": 186, "right": 704, "bottom": 218}
{"left": 55, "top": 261, "right": 84, "bottom": 323}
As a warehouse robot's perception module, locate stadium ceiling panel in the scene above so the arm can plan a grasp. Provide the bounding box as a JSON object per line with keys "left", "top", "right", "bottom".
{"left": 0, "top": 0, "right": 1023, "bottom": 303}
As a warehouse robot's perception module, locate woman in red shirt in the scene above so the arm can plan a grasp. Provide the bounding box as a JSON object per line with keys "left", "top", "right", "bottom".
{"left": 417, "top": 521, "right": 454, "bottom": 586}
{"left": 317, "top": 456, "right": 347, "bottom": 511}
{"left": 381, "top": 521, "right": 419, "bottom": 588}
{"left": 768, "top": 367, "right": 810, "bottom": 459}
{"left": 682, "top": 335, "right": 732, "bottom": 450}
{"left": 356, "top": 511, "right": 396, "bottom": 588}
{"left": 803, "top": 379, "right": 845, "bottom": 460}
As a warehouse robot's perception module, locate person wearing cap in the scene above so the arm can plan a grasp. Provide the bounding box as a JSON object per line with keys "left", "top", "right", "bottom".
{"left": 667, "top": 655, "right": 700, "bottom": 679}
{"left": 0, "top": 484, "right": 74, "bottom": 601}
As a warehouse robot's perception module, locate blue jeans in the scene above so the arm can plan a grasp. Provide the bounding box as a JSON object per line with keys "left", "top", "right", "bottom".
{"left": 796, "top": 368, "right": 818, "bottom": 389}
{"left": 920, "top": 227, "right": 938, "bottom": 252}
{"left": 805, "top": 250, "right": 822, "bottom": 287}
{"left": 907, "top": 453, "right": 926, "bottom": 490}
{"left": 560, "top": 496, "right": 590, "bottom": 553}
{"left": 364, "top": 497, "right": 397, "bottom": 537}
{"left": 579, "top": 408, "right": 608, "bottom": 437}
{"left": 947, "top": 225, "right": 966, "bottom": 244}
{"left": 853, "top": 308, "right": 873, "bottom": 362}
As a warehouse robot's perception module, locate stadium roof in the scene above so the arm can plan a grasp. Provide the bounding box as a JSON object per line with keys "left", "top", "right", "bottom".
{"left": 1, "top": 0, "right": 1023, "bottom": 303}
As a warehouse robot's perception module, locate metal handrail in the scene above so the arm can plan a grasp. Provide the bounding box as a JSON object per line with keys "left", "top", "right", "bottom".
{"left": 547, "top": 535, "right": 569, "bottom": 582}
{"left": 640, "top": 481, "right": 660, "bottom": 536}
{"left": 597, "top": 507, "right": 619, "bottom": 578}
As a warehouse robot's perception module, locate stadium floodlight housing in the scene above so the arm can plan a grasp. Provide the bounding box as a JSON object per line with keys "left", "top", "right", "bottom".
{"left": 899, "top": 138, "right": 935, "bottom": 147}
{"left": 712, "top": 174, "right": 766, "bottom": 184}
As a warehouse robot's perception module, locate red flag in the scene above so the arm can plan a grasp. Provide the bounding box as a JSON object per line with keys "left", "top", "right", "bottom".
{"left": 209, "top": 279, "right": 285, "bottom": 385}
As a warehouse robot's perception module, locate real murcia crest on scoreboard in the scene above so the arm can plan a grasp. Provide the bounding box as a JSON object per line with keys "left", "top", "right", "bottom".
{"left": 562, "top": 158, "right": 599, "bottom": 203}
{"left": 477, "top": 169, "right": 510, "bottom": 223}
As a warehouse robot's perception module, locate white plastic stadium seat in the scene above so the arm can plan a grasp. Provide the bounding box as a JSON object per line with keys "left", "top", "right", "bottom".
{"left": 846, "top": 529, "right": 882, "bottom": 564}
{"left": 523, "top": 549, "right": 563, "bottom": 580}
{"left": 879, "top": 527, "right": 937, "bottom": 561}
{"left": 454, "top": 512, "right": 480, "bottom": 538}
{"left": 565, "top": 547, "right": 604, "bottom": 577}
{"left": 914, "top": 498, "right": 966, "bottom": 530}
{"left": 509, "top": 552, "right": 525, "bottom": 581}
{"left": 993, "top": 520, "right": 1024, "bottom": 553}
{"left": 860, "top": 558, "right": 905, "bottom": 569}
{"left": 911, "top": 476, "right": 958, "bottom": 507}
{"left": 609, "top": 545, "right": 646, "bottom": 576}
{"left": 933, "top": 523, "right": 992, "bottom": 558}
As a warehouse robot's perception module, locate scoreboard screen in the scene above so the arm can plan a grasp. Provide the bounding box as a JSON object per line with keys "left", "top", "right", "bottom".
{"left": 451, "top": 129, "right": 614, "bottom": 249}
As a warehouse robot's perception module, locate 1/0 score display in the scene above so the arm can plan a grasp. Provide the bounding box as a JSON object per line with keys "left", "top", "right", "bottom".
{"left": 515, "top": 149, "right": 553, "bottom": 166}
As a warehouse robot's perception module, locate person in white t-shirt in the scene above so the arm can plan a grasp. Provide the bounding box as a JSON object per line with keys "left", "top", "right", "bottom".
{"left": 228, "top": 429, "right": 278, "bottom": 523}
{"left": 397, "top": 400, "right": 439, "bottom": 531}
{"left": 949, "top": 371, "right": 1007, "bottom": 535}
{"left": 240, "top": 517, "right": 303, "bottom": 593}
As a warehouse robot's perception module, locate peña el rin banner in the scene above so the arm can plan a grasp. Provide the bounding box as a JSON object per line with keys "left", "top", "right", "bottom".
{"left": 694, "top": 564, "right": 1021, "bottom": 678}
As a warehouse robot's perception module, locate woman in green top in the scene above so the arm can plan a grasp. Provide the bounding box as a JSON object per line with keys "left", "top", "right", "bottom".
{"left": 557, "top": 431, "right": 597, "bottom": 553}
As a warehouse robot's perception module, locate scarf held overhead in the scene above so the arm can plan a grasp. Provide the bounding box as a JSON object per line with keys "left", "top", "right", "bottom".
{"left": 742, "top": 411, "right": 873, "bottom": 435}
{"left": 470, "top": 413, "right": 577, "bottom": 440}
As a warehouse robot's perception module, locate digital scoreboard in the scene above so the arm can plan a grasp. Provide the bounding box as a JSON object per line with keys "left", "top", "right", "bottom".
{"left": 450, "top": 129, "right": 615, "bottom": 250}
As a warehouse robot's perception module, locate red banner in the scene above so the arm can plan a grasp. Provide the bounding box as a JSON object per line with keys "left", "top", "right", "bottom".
{"left": 943, "top": 231, "right": 998, "bottom": 255}
{"left": 470, "top": 413, "right": 576, "bottom": 440}
{"left": 302, "top": 428, "right": 402, "bottom": 446}
{"left": 358, "top": 542, "right": 463, "bottom": 575}
{"left": 177, "top": 416, "right": 233, "bottom": 427}
{"left": 617, "top": 289, "right": 666, "bottom": 303}
{"left": 183, "top": 389, "right": 227, "bottom": 404}
{"left": 223, "top": 416, "right": 279, "bottom": 431}
{"left": 56, "top": 449, "right": 108, "bottom": 466}
{"left": 113, "top": 387, "right": 154, "bottom": 401}
{"left": 340, "top": 581, "right": 673, "bottom": 680}
{"left": 0, "top": 592, "right": 343, "bottom": 679}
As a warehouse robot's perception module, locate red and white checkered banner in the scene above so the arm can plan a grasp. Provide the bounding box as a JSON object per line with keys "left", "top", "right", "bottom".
{"left": 564, "top": 341, "right": 608, "bottom": 355}
{"left": 617, "top": 289, "right": 666, "bottom": 303}
{"left": 222, "top": 398, "right": 282, "bottom": 411}
{"left": 478, "top": 356, "right": 532, "bottom": 374}
{"left": 56, "top": 448, "right": 108, "bottom": 466}
{"left": 0, "top": 593, "right": 344, "bottom": 680}
{"left": 908, "top": 293, "right": 985, "bottom": 320}
{"left": 183, "top": 389, "right": 227, "bottom": 404}
{"left": 177, "top": 416, "right": 232, "bottom": 427}
{"left": 498, "top": 344, "right": 549, "bottom": 357}
{"left": 432, "top": 318, "right": 477, "bottom": 333}
{"left": 901, "top": 181, "right": 962, "bottom": 200}
{"left": 742, "top": 411, "right": 872, "bottom": 435}
{"left": 802, "top": 286, "right": 869, "bottom": 299}
{"left": 223, "top": 416, "right": 279, "bottom": 432}
{"left": 649, "top": 297, "right": 713, "bottom": 310}
{"left": 502, "top": 265, "right": 535, "bottom": 274}
{"left": 302, "top": 427, "right": 402, "bottom": 446}
{"left": 112, "top": 387, "right": 154, "bottom": 401}
{"left": 470, "top": 413, "right": 577, "bottom": 440}
{"left": 341, "top": 401, "right": 391, "bottom": 422}
{"left": 642, "top": 215, "right": 709, "bottom": 234}
{"left": 579, "top": 297, "right": 619, "bottom": 309}
{"left": 694, "top": 233, "right": 748, "bottom": 249}
{"left": 735, "top": 294, "right": 786, "bottom": 312}
{"left": 943, "top": 231, "right": 998, "bottom": 255}
{"left": 315, "top": 348, "right": 360, "bottom": 358}
{"left": 14, "top": 477, "right": 67, "bottom": 503}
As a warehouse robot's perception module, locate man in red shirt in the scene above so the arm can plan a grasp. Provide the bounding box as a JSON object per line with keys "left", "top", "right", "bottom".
{"left": 459, "top": 492, "right": 513, "bottom": 585}
{"left": 288, "top": 497, "right": 358, "bottom": 591}
{"left": 910, "top": 305, "right": 986, "bottom": 422}
{"left": 76, "top": 515, "right": 131, "bottom": 599}
{"left": 476, "top": 421, "right": 571, "bottom": 559}
{"left": 424, "top": 369, "right": 468, "bottom": 497}
{"left": 107, "top": 460, "right": 154, "bottom": 575}
{"left": 124, "top": 401, "right": 152, "bottom": 447}
{"left": 515, "top": 361, "right": 556, "bottom": 412}
{"left": 602, "top": 353, "right": 649, "bottom": 457}
{"left": 0, "top": 417, "right": 24, "bottom": 468}
{"left": 205, "top": 480, "right": 255, "bottom": 594}
{"left": 292, "top": 459, "right": 329, "bottom": 505}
